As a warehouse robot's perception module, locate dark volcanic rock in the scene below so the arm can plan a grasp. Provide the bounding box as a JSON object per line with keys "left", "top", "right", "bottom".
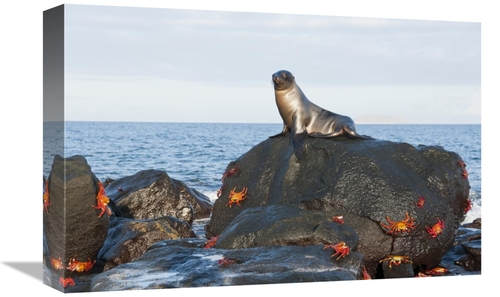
{"left": 458, "top": 240, "right": 481, "bottom": 270}
{"left": 43, "top": 155, "right": 109, "bottom": 289}
{"left": 462, "top": 218, "right": 481, "bottom": 229}
{"left": 174, "top": 179, "right": 213, "bottom": 219}
{"left": 214, "top": 205, "right": 358, "bottom": 250}
{"left": 104, "top": 169, "right": 213, "bottom": 224}
{"left": 438, "top": 225, "right": 481, "bottom": 275}
{"left": 90, "top": 238, "right": 363, "bottom": 291}
{"left": 98, "top": 216, "right": 196, "bottom": 271}
{"left": 380, "top": 256, "right": 414, "bottom": 278}
{"left": 206, "top": 136, "right": 470, "bottom": 277}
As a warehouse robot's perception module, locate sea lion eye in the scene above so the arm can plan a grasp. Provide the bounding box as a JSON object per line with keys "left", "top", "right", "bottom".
{"left": 282, "top": 73, "right": 288, "bottom": 79}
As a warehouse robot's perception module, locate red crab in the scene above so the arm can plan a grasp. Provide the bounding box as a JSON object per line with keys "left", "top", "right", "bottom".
{"left": 43, "top": 180, "right": 50, "bottom": 213}
{"left": 457, "top": 160, "right": 466, "bottom": 168}
{"left": 66, "top": 256, "right": 95, "bottom": 273}
{"left": 464, "top": 199, "right": 473, "bottom": 214}
{"left": 59, "top": 277, "right": 75, "bottom": 288}
{"left": 361, "top": 266, "right": 371, "bottom": 280}
{"left": 331, "top": 216, "right": 345, "bottom": 224}
{"left": 461, "top": 169, "right": 469, "bottom": 179}
{"left": 424, "top": 266, "right": 448, "bottom": 275}
{"left": 93, "top": 182, "right": 111, "bottom": 218}
{"left": 217, "top": 185, "right": 224, "bottom": 198}
{"left": 222, "top": 166, "right": 239, "bottom": 181}
{"left": 218, "top": 257, "right": 237, "bottom": 267}
{"left": 323, "top": 242, "right": 350, "bottom": 260}
{"left": 426, "top": 217, "right": 444, "bottom": 238}
{"left": 416, "top": 195, "right": 425, "bottom": 208}
{"left": 380, "top": 212, "right": 417, "bottom": 235}
{"left": 204, "top": 236, "right": 220, "bottom": 249}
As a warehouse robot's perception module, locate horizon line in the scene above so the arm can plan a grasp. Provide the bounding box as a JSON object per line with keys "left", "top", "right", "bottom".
{"left": 43, "top": 120, "right": 482, "bottom": 125}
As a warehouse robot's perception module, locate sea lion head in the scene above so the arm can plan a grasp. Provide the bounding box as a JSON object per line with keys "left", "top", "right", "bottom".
{"left": 272, "top": 70, "right": 295, "bottom": 91}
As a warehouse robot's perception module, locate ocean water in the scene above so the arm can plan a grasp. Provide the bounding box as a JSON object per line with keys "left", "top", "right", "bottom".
{"left": 43, "top": 122, "right": 481, "bottom": 222}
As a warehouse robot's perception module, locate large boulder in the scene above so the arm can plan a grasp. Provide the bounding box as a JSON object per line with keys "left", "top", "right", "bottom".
{"left": 214, "top": 205, "right": 358, "bottom": 250}
{"left": 98, "top": 216, "right": 196, "bottom": 271}
{"left": 104, "top": 169, "right": 213, "bottom": 224}
{"left": 206, "top": 135, "right": 470, "bottom": 277}
{"left": 43, "top": 155, "right": 109, "bottom": 290}
{"left": 90, "top": 238, "right": 364, "bottom": 291}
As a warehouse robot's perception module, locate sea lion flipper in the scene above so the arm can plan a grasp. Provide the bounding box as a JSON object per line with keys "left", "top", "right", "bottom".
{"left": 290, "top": 131, "right": 307, "bottom": 159}
{"left": 290, "top": 116, "right": 308, "bottom": 159}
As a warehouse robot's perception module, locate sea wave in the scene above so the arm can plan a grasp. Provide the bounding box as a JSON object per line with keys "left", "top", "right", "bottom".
{"left": 46, "top": 122, "right": 481, "bottom": 223}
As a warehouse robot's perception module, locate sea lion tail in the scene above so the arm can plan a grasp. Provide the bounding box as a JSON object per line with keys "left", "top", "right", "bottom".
{"left": 343, "top": 126, "right": 375, "bottom": 140}
{"left": 358, "top": 134, "right": 375, "bottom": 140}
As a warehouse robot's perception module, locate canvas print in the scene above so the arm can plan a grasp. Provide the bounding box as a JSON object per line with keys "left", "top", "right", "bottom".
{"left": 43, "top": 4, "right": 481, "bottom": 293}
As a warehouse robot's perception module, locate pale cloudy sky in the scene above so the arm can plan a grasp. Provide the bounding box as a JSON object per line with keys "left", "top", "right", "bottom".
{"left": 64, "top": 4, "right": 480, "bottom": 124}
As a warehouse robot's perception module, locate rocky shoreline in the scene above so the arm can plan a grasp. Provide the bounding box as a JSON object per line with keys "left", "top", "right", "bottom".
{"left": 42, "top": 135, "right": 481, "bottom": 293}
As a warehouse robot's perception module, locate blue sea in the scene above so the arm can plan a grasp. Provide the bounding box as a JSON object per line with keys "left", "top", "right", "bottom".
{"left": 43, "top": 122, "right": 481, "bottom": 223}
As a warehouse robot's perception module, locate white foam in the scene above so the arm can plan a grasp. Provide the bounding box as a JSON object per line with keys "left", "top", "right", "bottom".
{"left": 92, "top": 271, "right": 181, "bottom": 290}
{"left": 462, "top": 202, "right": 481, "bottom": 225}
{"left": 202, "top": 190, "right": 219, "bottom": 203}
{"left": 193, "top": 253, "right": 224, "bottom": 261}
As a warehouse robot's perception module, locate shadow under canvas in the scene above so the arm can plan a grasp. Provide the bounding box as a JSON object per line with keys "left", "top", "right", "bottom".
{"left": 3, "top": 262, "right": 42, "bottom": 281}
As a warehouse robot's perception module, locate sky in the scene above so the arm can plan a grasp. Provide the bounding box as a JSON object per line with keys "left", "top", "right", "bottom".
{"left": 63, "top": 4, "right": 481, "bottom": 124}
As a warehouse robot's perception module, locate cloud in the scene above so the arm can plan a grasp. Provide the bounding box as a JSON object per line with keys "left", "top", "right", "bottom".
{"left": 62, "top": 4, "right": 481, "bottom": 124}
{"left": 65, "top": 5, "right": 480, "bottom": 86}
{"left": 355, "top": 115, "right": 409, "bottom": 124}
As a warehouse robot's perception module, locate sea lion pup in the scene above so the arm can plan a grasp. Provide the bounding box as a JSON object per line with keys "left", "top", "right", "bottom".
{"left": 271, "top": 70, "right": 373, "bottom": 159}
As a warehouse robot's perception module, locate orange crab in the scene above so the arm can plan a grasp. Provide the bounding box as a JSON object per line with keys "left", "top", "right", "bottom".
{"left": 204, "top": 235, "right": 220, "bottom": 249}
{"left": 380, "top": 212, "right": 416, "bottom": 235}
{"left": 93, "top": 182, "right": 111, "bottom": 218}
{"left": 457, "top": 160, "right": 466, "bottom": 168}
{"left": 218, "top": 257, "right": 237, "bottom": 267}
{"left": 424, "top": 266, "right": 448, "bottom": 275}
{"left": 43, "top": 180, "right": 50, "bottom": 213}
{"left": 379, "top": 255, "right": 412, "bottom": 268}
{"left": 426, "top": 217, "right": 444, "bottom": 238}
{"left": 331, "top": 216, "right": 344, "bottom": 224}
{"left": 66, "top": 256, "right": 95, "bottom": 273}
{"left": 461, "top": 169, "right": 468, "bottom": 179}
{"left": 50, "top": 257, "right": 64, "bottom": 270}
{"left": 323, "top": 241, "right": 350, "bottom": 260}
{"left": 226, "top": 187, "right": 248, "bottom": 207}
{"left": 59, "top": 277, "right": 75, "bottom": 288}
{"left": 416, "top": 195, "right": 425, "bottom": 208}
